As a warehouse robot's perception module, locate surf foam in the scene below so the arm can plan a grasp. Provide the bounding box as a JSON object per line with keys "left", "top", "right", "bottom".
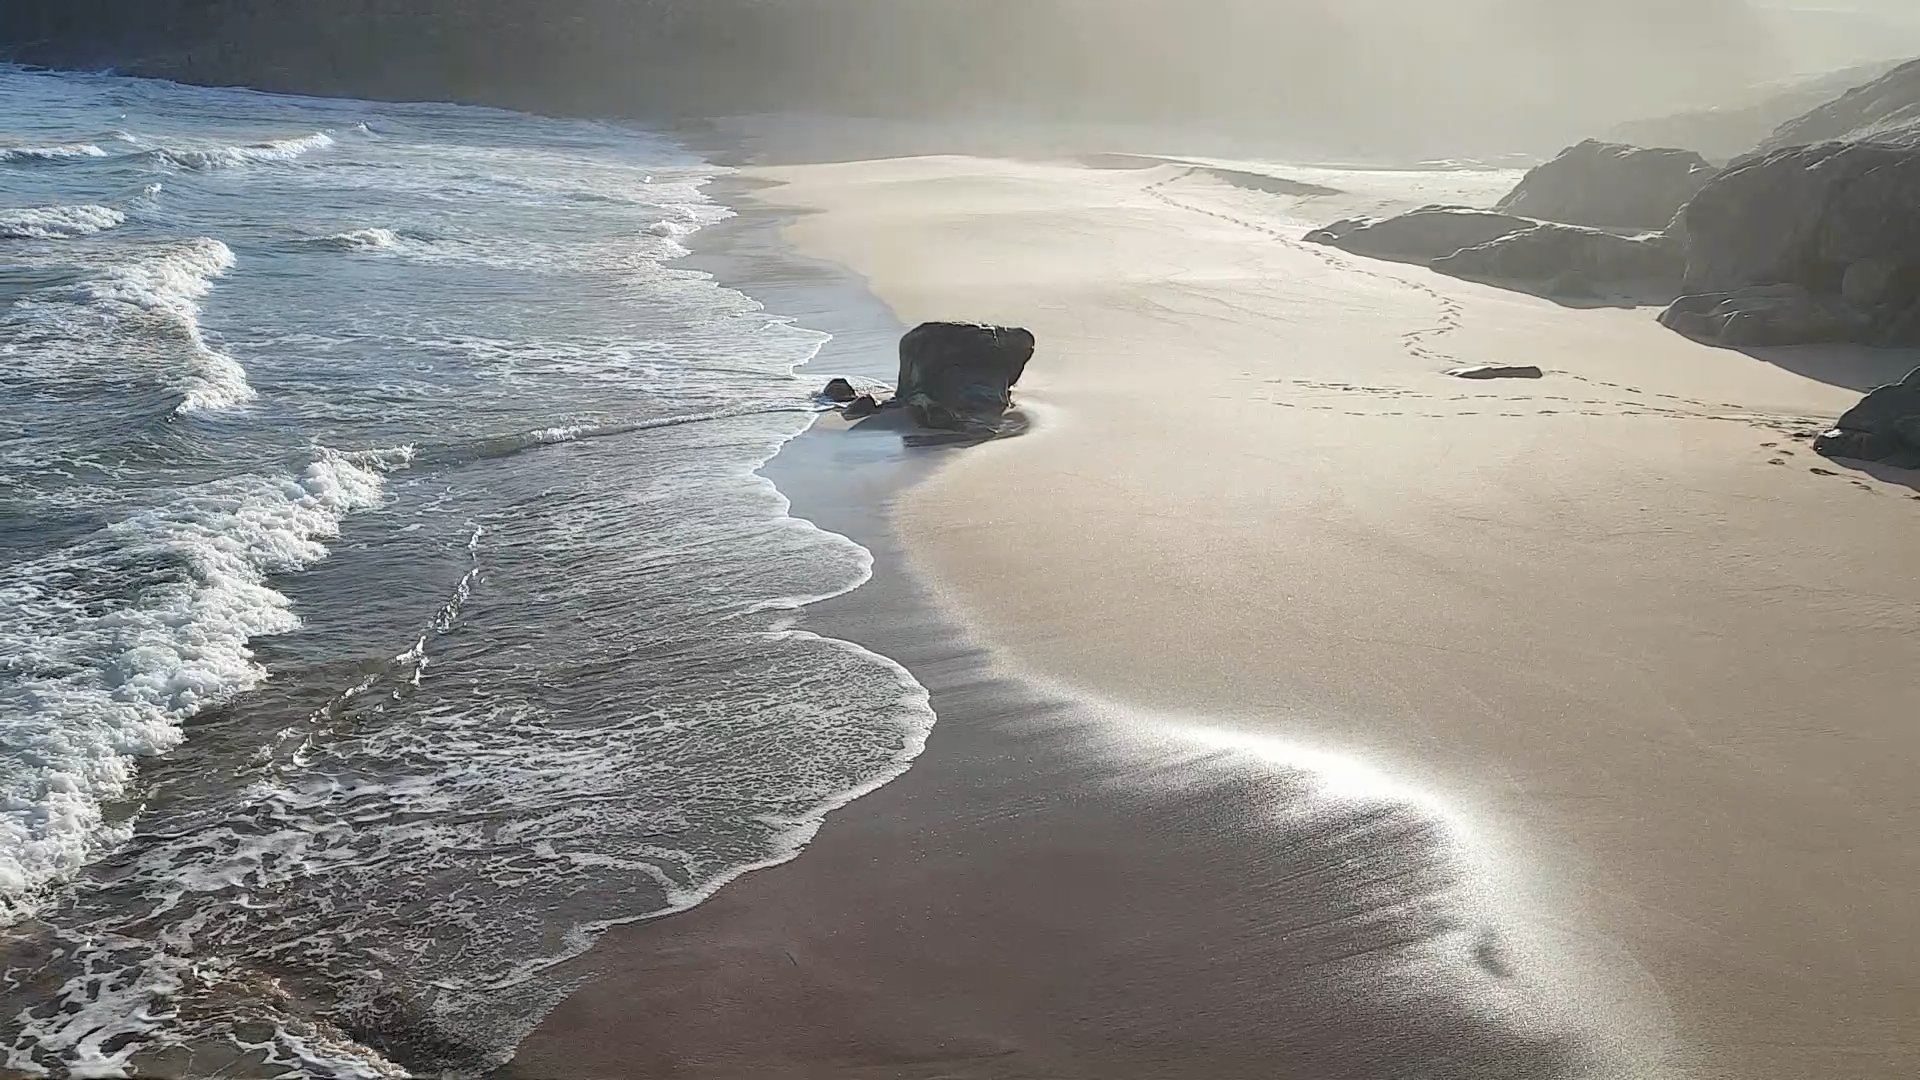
{"left": 0, "top": 203, "right": 127, "bottom": 240}
{"left": 149, "top": 131, "right": 336, "bottom": 171}
{"left": 0, "top": 452, "right": 393, "bottom": 924}
{"left": 0, "top": 142, "right": 109, "bottom": 163}
{"left": 74, "top": 237, "right": 256, "bottom": 412}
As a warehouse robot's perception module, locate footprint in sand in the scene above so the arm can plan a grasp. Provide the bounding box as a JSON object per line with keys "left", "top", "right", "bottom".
{"left": 1810, "top": 467, "right": 1839, "bottom": 476}
{"left": 1769, "top": 458, "right": 1788, "bottom": 466}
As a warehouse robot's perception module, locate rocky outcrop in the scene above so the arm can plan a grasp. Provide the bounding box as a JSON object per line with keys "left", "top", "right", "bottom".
{"left": 1305, "top": 207, "right": 1532, "bottom": 264}
{"left": 1664, "top": 141, "right": 1920, "bottom": 346}
{"left": 1763, "top": 58, "right": 1920, "bottom": 151}
{"left": 1813, "top": 367, "right": 1920, "bottom": 464}
{"left": 1659, "top": 285, "right": 1869, "bottom": 348}
{"left": 820, "top": 378, "right": 859, "bottom": 403}
{"left": 897, "top": 322, "right": 1035, "bottom": 433}
{"left": 1609, "top": 60, "right": 1902, "bottom": 161}
{"left": 1493, "top": 140, "right": 1717, "bottom": 230}
{"left": 1433, "top": 222, "right": 1684, "bottom": 296}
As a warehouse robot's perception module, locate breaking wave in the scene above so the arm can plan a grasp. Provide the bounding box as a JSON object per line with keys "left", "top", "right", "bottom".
{"left": 0, "top": 451, "right": 395, "bottom": 924}
{"left": 147, "top": 131, "right": 336, "bottom": 171}
{"left": 0, "top": 202, "right": 126, "bottom": 240}
{"left": 0, "top": 142, "right": 109, "bottom": 163}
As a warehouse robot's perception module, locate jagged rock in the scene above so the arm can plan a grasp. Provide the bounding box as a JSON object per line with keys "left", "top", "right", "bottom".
{"left": 897, "top": 322, "right": 1035, "bottom": 433}
{"left": 1433, "top": 222, "right": 1684, "bottom": 293}
{"left": 1659, "top": 285, "right": 1870, "bottom": 347}
{"left": 1813, "top": 367, "right": 1920, "bottom": 464}
{"left": 1494, "top": 140, "right": 1717, "bottom": 230}
{"left": 1446, "top": 365, "right": 1543, "bottom": 380}
{"left": 1304, "top": 206, "right": 1532, "bottom": 264}
{"left": 821, "top": 378, "right": 859, "bottom": 403}
{"left": 1669, "top": 141, "right": 1920, "bottom": 345}
{"left": 1763, "top": 57, "right": 1920, "bottom": 151}
{"left": 1609, "top": 60, "right": 1902, "bottom": 162}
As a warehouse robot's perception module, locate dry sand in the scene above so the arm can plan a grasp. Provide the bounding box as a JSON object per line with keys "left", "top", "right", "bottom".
{"left": 507, "top": 154, "right": 1920, "bottom": 1079}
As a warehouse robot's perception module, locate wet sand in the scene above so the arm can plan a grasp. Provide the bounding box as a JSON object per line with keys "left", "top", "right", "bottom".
{"left": 503, "top": 154, "right": 1920, "bottom": 1078}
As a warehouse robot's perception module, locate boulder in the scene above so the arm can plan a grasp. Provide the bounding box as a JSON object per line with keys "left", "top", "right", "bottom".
{"left": 1446, "top": 365, "right": 1543, "bottom": 380}
{"left": 1304, "top": 206, "right": 1532, "bottom": 264}
{"left": 1433, "top": 222, "right": 1684, "bottom": 294}
{"left": 842, "top": 394, "right": 885, "bottom": 419}
{"left": 1813, "top": 366, "right": 1920, "bottom": 464}
{"left": 821, "top": 377, "right": 859, "bottom": 403}
{"left": 1494, "top": 140, "right": 1718, "bottom": 230}
{"left": 1669, "top": 141, "right": 1920, "bottom": 345}
{"left": 1659, "top": 284, "right": 1870, "bottom": 348}
{"left": 897, "top": 322, "right": 1035, "bottom": 433}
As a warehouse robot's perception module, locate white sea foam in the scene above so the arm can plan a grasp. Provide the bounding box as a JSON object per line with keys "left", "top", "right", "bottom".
{"left": 150, "top": 131, "right": 335, "bottom": 171}
{"left": 0, "top": 203, "right": 126, "bottom": 240}
{"left": 0, "top": 142, "right": 108, "bottom": 163}
{"left": 305, "top": 226, "right": 403, "bottom": 253}
{"left": 72, "top": 237, "right": 256, "bottom": 411}
{"left": 0, "top": 452, "right": 393, "bottom": 925}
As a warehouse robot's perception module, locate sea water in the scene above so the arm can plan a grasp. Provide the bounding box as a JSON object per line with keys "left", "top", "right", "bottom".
{"left": 0, "top": 65, "right": 931, "bottom": 1076}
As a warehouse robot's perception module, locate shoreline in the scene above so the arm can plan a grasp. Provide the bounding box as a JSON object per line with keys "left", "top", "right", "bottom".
{"left": 500, "top": 160, "right": 1643, "bottom": 1078}
{"left": 510, "top": 148, "right": 1920, "bottom": 1079}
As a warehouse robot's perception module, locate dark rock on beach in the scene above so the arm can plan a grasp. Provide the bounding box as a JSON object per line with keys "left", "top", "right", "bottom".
{"left": 1433, "top": 222, "right": 1684, "bottom": 294}
{"left": 1658, "top": 285, "right": 1870, "bottom": 348}
{"left": 1493, "top": 140, "right": 1717, "bottom": 231}
{"left": 1305, "top": 207, "right": 1532, "bottom": 264}
{"left": 1662, "top": 141, "right": 1920, "bottom": 346}
{"left": 1446, "top": 365, "right": 1543, "bottom": 380}
{"left": 1813, "top": 367, "right": 1920, "bottom": 464}
{"left": 842, "top": 394, "right": 885, "bottom": 419}
{"left": 821, "top": 377, "right": 859, "bottom": 403}
{"left": 898, "top": 322, "right": 1035, "bottom": 433}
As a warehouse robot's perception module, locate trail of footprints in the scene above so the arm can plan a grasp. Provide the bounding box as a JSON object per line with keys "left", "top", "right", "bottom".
{"left": 1264, "top": 376, "right": 1829, "bottom": 436}
{"left": 1143, "top": 170, "right": 1919, "bottom": 498}
{"left": 1143, "top": 168, "right": 1465, "bottom": 365}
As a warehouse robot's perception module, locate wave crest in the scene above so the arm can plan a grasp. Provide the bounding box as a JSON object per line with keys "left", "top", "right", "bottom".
{"left": 0, "top": 142, "right": 109, "bottom": 163}
{"left": 0, "top": 203, "right": 127, "bottom": 240}
{"left": 0, "top": 452, "right": 397, "bottom": 924}
{"left": 148, "top": 132, "right": 335, "bottom": 171}
{"left": 73, "top": 237, "right": 256, "bottom": 412}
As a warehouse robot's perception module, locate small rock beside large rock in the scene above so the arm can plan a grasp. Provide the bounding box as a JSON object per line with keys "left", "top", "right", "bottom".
{"left": 1494, "top": 139, "right": 1718, "bottom": 231}
{"left": 1814, "top": 367, "right": 1920, "bottom": 464}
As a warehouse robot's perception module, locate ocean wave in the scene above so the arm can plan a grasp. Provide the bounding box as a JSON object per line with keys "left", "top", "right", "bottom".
{"left": 71, "top": 237, "right": 256, "bottom": 412}
{"left": 0, "top": 203, "right": 126, "bottom": 240}
{"left": 0, "top": 142, "right": 109, "bottom": 163}
{"left": 302, "top": 226, "right": 404, "bottom": 253}
{"left": 147, "top": 131, "right": 335, "bottom": 171}
{"left": 0, "top": 452, "right": 396, "bottom": 925}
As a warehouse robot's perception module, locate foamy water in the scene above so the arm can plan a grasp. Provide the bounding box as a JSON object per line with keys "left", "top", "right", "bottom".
{"left": 0, "top": 65, "right": 930, "bottom": 1077}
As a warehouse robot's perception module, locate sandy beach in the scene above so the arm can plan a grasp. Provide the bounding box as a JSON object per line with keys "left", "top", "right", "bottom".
{"left": 505, "top": 152, "right": 1920, "bottom": 1079}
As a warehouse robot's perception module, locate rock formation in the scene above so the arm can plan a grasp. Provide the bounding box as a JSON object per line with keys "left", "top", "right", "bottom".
{"left": 1305, "top": 208, "right": 1533, "bottom": 264}
{"left": 1813, "top": 367, "right": 1920, "bottom": 464}
{"left": 1433, "top": 223, "right": 1684, "bottom": 296}
{"left": 1661, "top": 141, "right": 1920, "bottom": 347}
{"left": 896, "top": 322, "right": 1035, "bottom": 434}
{"left": 1609, "top": 60, "right": 1901, "bottom": 161}
{"left": 1493, "top": 140, "right": 1717, "bottom": 231}
{"left": 1762, "top": 58, "right": 1920, "bottom": 151}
